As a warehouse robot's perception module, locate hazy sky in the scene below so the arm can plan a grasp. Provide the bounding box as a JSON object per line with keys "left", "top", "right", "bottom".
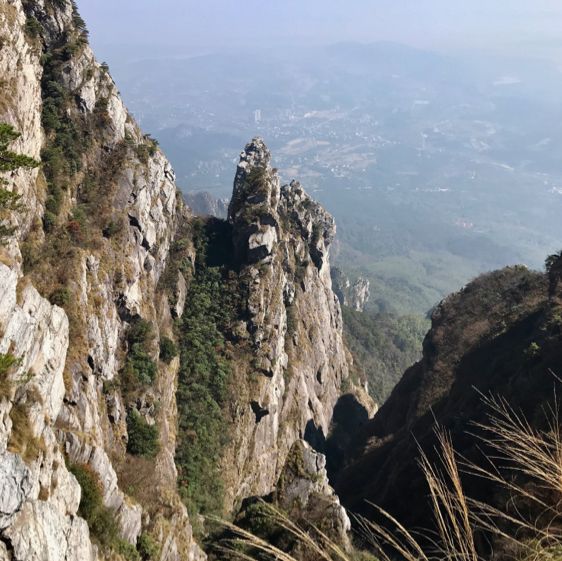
{"left": 77, "top": 0, "right": 562, "bottom": 61}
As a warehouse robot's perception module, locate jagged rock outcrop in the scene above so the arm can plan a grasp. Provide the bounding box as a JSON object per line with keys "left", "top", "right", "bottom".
{"left": 275, "top": 440, "right": 351, "bottom": 547}
{"left": 227, "top": 438, "right": 351, "bottom": 560}
{"left": 185, "top": 191, "right": 228, "bottom": 219}
{"left": 335, "top": 265, "right": 558, "bottom": 531}
{"left": 220, "top": 139, "right": 349, "bottom": 507}
{"left": 331, "top": 268, "right": 370, "bottom": 312}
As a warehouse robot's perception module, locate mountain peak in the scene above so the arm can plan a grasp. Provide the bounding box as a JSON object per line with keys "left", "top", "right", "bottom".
{"left": 228, "top": 137, "right": 278, "bottom": 224}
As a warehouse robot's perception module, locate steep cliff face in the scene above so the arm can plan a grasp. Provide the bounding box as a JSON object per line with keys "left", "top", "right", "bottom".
{"left": 0, "top": 1, "right": 203, "bottom": 559}
{"left": 0, "top": 3, "right": 353, "bottom": 559}
{"left": 224, "top": 140, "right": 349, "bottom": 504}
{"left": 335, "top": 265, "right": 560, "bottom": 531}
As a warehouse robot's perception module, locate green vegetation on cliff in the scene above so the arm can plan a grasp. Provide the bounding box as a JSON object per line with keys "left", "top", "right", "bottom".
{"left": 0, "top": 123, "right": 39, "bottom": 172}
{"left": 175, "top": 218, "right": 239, "bottom": 519}
{"left": 126, "top": 410, "right": 160, "bottom": 458}
{"left": 342, "top": 306, "right": 428, "bottom": 403}
{"left": 0, "top": 353, "right": 20, "bottom": 398}
{"left": 0, "top": 123, "right": 39, "bottom": 242}
{"left": 122, "top": 318, "right": 158, "bottom": 388}
{"left": 69, "top": 463, "right": 140, "bottom": 560}
{"left": 38, "top": 5, "right": 89, "bottom": 232}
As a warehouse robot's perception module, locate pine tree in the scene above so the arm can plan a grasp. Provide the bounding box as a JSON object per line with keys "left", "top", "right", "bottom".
{"left": 0, "top": 123, "right": 40, "bottom": 242}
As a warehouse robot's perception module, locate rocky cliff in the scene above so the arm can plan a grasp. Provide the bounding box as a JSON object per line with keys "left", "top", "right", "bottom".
{"left": 219, "top": 139, "right": 350, "bottom": 505}
{"left": 0, "top": 2, "right": 354, "bottom": 560}
{"left": 331, "top": 268, "right": 370, "bottom": 312}
{"left": 0, "top": 1, "right": 205, "bottom": 559}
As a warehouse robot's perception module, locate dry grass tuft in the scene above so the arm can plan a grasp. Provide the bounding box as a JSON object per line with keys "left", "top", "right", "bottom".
{"left": 209, "top": 500, "right": 351, "bottom": 561}
{"left": 8, "top": 401, "right": 45, "bottom": 463}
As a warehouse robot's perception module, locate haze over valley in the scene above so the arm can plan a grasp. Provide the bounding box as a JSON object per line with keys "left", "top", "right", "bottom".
{"left": 92, "top": 42, "right": 562, "bottom": 314}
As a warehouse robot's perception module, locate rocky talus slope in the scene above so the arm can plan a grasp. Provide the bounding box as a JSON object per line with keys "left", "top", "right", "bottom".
{"left": 0, "top": 2, "right": 359, "bottom": 560}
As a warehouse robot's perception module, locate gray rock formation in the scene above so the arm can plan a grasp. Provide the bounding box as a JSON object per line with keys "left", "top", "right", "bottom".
{"left": 332, "top": 268, "right": 370, "bottom": 312}
{"left": 275, "top": 440, "right": 351, "bottom": 548}
{"left": 0, "top": 2, "right": 203, "bottom": 559}
{"left": 221, "top": 139, "right": 350, "bottom": 508}
{"left": 0, "top": 452, "right": 32, "bottom": 530}
{"left": 184, "top": 190, "right": 229, "bottom": 219}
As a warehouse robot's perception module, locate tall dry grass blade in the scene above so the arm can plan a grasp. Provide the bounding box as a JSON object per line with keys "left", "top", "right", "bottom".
{"left": 458, "top": 389, "right": 562, "bottom": 559}
{"left": 359, "top": 503, "right": 429, "bottom": 561}
{"left": 209, "top": 500, "right": 353, "bottom": 561}
{"left": 417, "top": 428, "right": 479, "bottom": 561}
{"left": 472, "top": 394, "right": 562, "bottom": 496}
{"left": 208, "top": 515, "right": 300, "bottom": 561}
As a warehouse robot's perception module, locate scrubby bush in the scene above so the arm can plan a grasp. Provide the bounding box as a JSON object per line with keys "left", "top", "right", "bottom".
{"left": 246, "top": 164, "right": 269, "bottom": 195}
{"left": 128, "top": 318, "right": 153, "bottom": 346}
{"left": 546, "top": 250, "right": 562, "bottom": 273}
{"left": 71, "top": 5, "right": 88, "bottom": 37}
{"left": 102, "top": 219, "right": 122, "bottom": 238}
{"left": 42, "top": 210, "right": 57, "bottom": 232}
{"left": 115, "top": 540, "right": 140, "bottom": 561}
{"left": 70, "top": 464, "right": 111, "bottom": 531}
{"left": 123, "top": 346, "right": 157, "bottom": 386}
{"left": 137, "top": 532, "right": 160, "bottom": 561}
{"left": 24, "top": 16, "right": 42, "bottom": 38}
{"left": 49, "top": 0, "right": 69, "bottom": 8}
{"left": 126, "top": 410, "right": 160, "bottom": 458}
{"left": 0, "top": 353, "right": 20, "bottom": 377}
{"left": 0, "top": 353, "right": 20, "bottom": 399}
{"left": 8, "top": 402, "right": 45, "bottom": 462}
{"left": 159, "top": 336, "right": 178, "bottom": 364}
{"left": 524, "top": 341, "right": 541, "bottom": 360}
{"left": 122, "top": 319, "right": 157, "bottom": 387}
{"left": 45, "top": 184, "right": 63, "bottom": 215}
{"left": 49, "top": 287, "right": 71, "bottom": 307}
{"left": 69, "top": 464, "right": 139, "bottom": 558}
